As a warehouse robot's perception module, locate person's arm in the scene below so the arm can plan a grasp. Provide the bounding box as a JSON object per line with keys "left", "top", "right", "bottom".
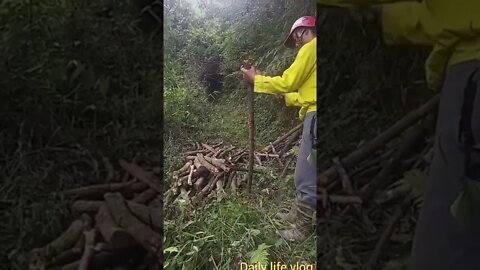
{"left": 380, "top": 2, "right": 436, "bottom": 46}
{"left": 284, "top": 92, "right": 302, "bottom": 107}
{"left": 318, "top": 0, "right": 436, "bottom": 46}
{"left": 253, "top": 38, "right": 316, "bottom": 95}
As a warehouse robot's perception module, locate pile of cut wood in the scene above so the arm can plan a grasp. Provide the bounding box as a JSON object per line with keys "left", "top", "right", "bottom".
{"left": 24, "top": 159, "right": 163, "bottom": 270}
{"left": 164, "top": 123, "right": 304, "bottom": 204}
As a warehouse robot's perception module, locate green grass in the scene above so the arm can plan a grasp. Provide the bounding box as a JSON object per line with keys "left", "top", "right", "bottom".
{"left": 163, "top": 175, "right": 317, "bottom": 270}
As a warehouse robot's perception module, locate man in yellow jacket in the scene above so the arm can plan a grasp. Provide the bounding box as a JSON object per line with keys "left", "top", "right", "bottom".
{"left": 241, "top": 16, "right": 317, "bottom": 242}
{"left": 317, "top": 0, "right": 480, "bottom": 269}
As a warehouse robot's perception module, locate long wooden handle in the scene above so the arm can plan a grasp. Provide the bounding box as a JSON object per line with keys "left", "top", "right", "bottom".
{"left": 247, "top": 84, "right": 255, "bottom": 192}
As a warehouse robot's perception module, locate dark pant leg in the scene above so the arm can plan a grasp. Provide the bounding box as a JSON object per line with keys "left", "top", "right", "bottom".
{"left": 411, "top": 60, "right": 480, "bottom": 270}
{"left": 295, "top": 111, "right": 317, "bottom": 209}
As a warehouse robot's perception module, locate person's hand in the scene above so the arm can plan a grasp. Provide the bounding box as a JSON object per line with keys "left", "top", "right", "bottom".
{"left": 240, "top": 66, "right": 258, "bottom": 85}
{"left": 277, "top": 95, "right": 285, "bottom": 103}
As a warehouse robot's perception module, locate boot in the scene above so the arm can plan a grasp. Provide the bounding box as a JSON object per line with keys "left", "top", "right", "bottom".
{"left": 278, "top": 200, "right": 315, "bottom": 242}
{"left": 275, "top": 198, "right": 298, "bottom": 224}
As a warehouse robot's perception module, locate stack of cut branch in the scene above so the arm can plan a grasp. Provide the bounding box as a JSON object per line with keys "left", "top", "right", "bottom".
{"left": 165, "top": 128, "right": 303, "bottom": 204}
{"left": 24, "top": 159, "right": 162, "bottom": 270}
{"left": 316, "top": 95, "right": 439, "bottom": 269}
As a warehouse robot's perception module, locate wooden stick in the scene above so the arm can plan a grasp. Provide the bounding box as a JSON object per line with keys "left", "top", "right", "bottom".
{"left": 361, "top": 123, "right": 425, "bottom": 201}
{"left": 62, "top": 181, "right": 147, "bottom": 199}
{"left": 246, "top": 83, "right": 255, "bottom": 193}
{"left": 366, "top": 199, "right": 410, "bottom": 270}
{"left": 187, "top": 165, "right": 194, "bottom": 185}
{"left": 280, "top": 156, "right": 294, "bottom": 179}
{"left": 319, "top": 95, "right": 439, "bottom": 186}
{"left": 185, "top": 149, "right": 209, "bottom": 155}
{"left": 29, "top": 220, "right": 84, "bottom": 260}
{"left": 333, "top": 157, "right": 354, "bottom": 194}
{"left": 201, "top": 143, "right": 216, "bottom": 153}
{"left": 119, "top": 160, "right": 162, "bottom": 193}
{"left": 318, "top": 194, "right": 363, "bottom": 204}
{"left": 261, "top": 123, "right": 303, "bottom": 152}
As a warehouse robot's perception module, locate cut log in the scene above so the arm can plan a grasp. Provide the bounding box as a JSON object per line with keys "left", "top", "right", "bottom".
{"left": 196, "top": 153, "right": 219, "bottom": 174}
{"left": 119, "top": 160, "right": 162, "bottom": 194}
{"left": 203, "top": 156, "right": 229, "bottom": 172}
{"left": 104, "top": 193, "right": 162, "bottom": 259}
{"left": 127, "top": 201, "right": 162, "bottom": 232}
{"left": 172, "top": 161, "right": 192, "bottom": 178}
{"left": 62, "top": 181, "right": 147, "bottom": 199}
{"left": 185, "top": 149, "right": 209, "bottom": 155}
{"left": 95, "top": 205, "right": 134, "bottom": 249}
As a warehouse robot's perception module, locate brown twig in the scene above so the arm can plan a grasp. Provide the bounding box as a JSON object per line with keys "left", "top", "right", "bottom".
{"left": 366, "top": 199, "right": 410, "bottom": 270}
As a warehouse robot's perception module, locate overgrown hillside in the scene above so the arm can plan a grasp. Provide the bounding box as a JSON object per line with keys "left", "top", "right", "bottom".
{"left": 163, "top": 0, "right": 317, "bottom": 269}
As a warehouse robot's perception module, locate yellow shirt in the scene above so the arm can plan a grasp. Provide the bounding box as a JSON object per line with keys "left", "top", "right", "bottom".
{"left": 254, "top": 37, "right": 317, "bottom": 121}
{"left": 317, "top": 0, "right": 480, "bottom": 90}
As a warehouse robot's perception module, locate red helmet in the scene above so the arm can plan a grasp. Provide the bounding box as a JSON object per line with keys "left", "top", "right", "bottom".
{"left": 284, "top": 16, "right": 316, "bottom": 48}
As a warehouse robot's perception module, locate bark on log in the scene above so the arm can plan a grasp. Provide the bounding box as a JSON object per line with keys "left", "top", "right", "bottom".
{"left": 119, "top": 160, "right": 162, "bottom": 194}
{"left": 196, "top": 153, "right": 219, "bottom": 174}
{"left": 201, "top": 143, "right": 216, "bottom": 153}
{"left": 172, "top": 161, "right": 192, "bottom": 178}
{"left": 203, "top": 156, "right": 229, "bottom": 172}
{"left": 104, "top": 193, "right": 162, "bottom": 259}
{"left": 319, "top": 95, "right": 439, "bottom": 186}
{"left": 95, "top": 205, "right": 134, "bottom": 249}
{"left": 30, "top": 219, "right": 84, "bottom": 259}
{"left": 185, "top": 149, "right": 209, "bottom": 155}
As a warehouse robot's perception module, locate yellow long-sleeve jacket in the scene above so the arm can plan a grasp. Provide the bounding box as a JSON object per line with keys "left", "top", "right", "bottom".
{"left": 254, "top": 37, "right": 317, "bottom": 121}
{"left": 317, "top": 0, "right": 480, "bottom": 90}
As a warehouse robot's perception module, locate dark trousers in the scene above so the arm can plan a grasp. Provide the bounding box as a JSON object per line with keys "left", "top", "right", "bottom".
{"left": 295, "top": 111, "right": 317, "bottom": 209}
{"left": 411, "top": 60, "right": 480, "bottom": 270}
